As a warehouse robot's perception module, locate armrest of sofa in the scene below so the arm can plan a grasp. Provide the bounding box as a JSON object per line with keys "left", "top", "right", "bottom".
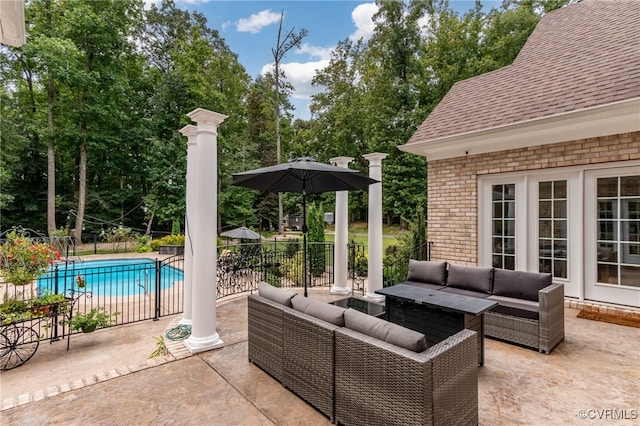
{"left": 538, "top": 283, "right": 565, "bottom": 353}
{"left": 426, "top": 329, "right": 479, "bottom": 426}
{"left": 247, "top": 294, "right": 289, "bottom": 382}
{"left": 334, "top": 327, "right": 478, "bottom": 426}
{"left": 282, "top": 308, "right": 340, "bottom": 421}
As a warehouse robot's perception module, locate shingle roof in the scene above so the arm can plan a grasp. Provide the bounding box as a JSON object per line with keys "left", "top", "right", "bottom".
{"left": 405, "top": 0, "right": 640, "bottom": 146}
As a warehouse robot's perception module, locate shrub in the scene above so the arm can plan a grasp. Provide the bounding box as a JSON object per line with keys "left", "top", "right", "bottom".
{"left": 150, "top": 234, "right": 185, "bottom": 251}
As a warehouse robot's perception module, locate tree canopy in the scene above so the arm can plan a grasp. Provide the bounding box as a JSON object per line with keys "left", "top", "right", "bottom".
{"left": 0, "top": 0, "right": 570, "bottom": 236}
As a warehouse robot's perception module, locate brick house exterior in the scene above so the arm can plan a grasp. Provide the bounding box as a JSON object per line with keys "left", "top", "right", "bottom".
{"left": 401, "top": 1, "right": 640, "bottom": 307}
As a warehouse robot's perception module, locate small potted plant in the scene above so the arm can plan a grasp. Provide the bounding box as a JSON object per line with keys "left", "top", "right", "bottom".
{"left": 0, "top": 295, "right": 30, "bottom": 324}
{"left": 65, "top": 307, "right": 119, "bottom": 333}
{"left": 31, "top": 290, "right": 67, "bottom": 317}
{"left": 0, "top": 229, "right": 61, "bottom": 286}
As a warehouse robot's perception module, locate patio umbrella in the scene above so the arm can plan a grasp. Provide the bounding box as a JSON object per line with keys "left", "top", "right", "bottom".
{"left": 220, "top": 226, "right": 261, "bottom": 240}
{"left": 232, "top": 157, "right": 378, "bottom": 297}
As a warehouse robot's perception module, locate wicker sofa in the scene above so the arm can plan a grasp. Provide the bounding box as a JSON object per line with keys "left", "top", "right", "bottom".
{"left": 401, "top": 260, "right": 565, "bottom": 354}
{"left": 248, "top": 282, "right": 478, "bottom": 426}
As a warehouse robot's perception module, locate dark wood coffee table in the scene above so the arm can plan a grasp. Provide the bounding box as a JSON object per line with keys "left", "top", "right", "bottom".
{"left": 375, "top": 284, "right": 497, "bottom": 365}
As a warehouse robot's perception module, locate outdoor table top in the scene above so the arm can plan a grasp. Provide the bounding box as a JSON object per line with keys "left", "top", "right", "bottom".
{"left": 375, "top": 284, "right": 498, "bottom": 316}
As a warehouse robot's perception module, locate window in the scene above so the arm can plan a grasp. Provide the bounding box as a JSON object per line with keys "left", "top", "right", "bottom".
{"left": 597, "top": 175, "right": 640, "bottom": 287}
{"left": 539, "top": 180, "right": 568, "bottom": 278}
{"left": 492, "top": 184, "right": 515, "bottom": 270}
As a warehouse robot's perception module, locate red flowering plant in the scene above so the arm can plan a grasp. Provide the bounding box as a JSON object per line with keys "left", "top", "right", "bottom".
{"left": 0, "top": 229, "right": 61, "bottom": 286}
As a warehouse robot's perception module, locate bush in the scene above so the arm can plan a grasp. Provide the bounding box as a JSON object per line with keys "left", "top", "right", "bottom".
{"left": 150, "top": 234, "right": 185, "bottom": 251}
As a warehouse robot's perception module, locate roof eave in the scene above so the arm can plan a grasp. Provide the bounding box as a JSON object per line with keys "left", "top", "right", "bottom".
{"left": 400, "top": 98, "right": 640, "bottom": 160}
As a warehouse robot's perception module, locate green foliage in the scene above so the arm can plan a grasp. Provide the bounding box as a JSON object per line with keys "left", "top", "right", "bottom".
{"left": 0, "top": 229, "right": 61, "bottom": 285}
{"left": 171, "top": 220, "right": 181, "bottom": 235}
{"left": 149, "top": 234, "right": 186, "bottom": 251}
{"left": 307, "top": 202, "right": 326, "bottom": 277}
{"left": 65, "top": 307, "right": 119, "bottom": 333}
{"left": 149, "top": 335, "right": 167, "bottom": 359}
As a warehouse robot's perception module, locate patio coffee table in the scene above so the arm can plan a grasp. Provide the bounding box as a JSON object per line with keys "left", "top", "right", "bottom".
{"left": 375, "top": 284, "right": 497, "bottom": 365}
{"left": 330, "top": 297, "right": 385, "bottom": 318}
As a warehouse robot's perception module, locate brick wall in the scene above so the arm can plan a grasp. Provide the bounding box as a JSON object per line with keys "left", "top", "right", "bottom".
{"left": 427, "top": 131, "right": 640, "bottom": 264}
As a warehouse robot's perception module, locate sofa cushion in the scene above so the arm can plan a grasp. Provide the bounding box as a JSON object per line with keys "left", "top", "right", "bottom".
{"left": 487, "top": 295, "right": 540, "bottom": 320}
{"left": 406, "top": 260, "right": 447, "bottom": 285}
{"left": 440, "top": 287, "right": 491, "bottom": 299}
{"left": 343, "top": 309, "right": 428, "bottom": 353}
{"left": 446, "top": 264, "right": 494, "bottom": 294}
{"left": 492, "top": 269, "right": 552, "bottom": 302}
{"left": 291, "top": 295, "right": 346, "bottom": 326}
{"left": 258, "top": 281, "right": 297, "bottom": 307}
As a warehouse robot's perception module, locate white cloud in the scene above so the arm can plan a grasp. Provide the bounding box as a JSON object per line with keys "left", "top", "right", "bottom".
{"left": 261, "top": 59, "right": 330, "bottom": 100}
{"left": 296, "top": 43, "right": 333, "bottom": 61}
{"left": 237, "top": 9, "right": 282, "bottom": 34}
{"left": 349, "top": 2, "right": 378, "bottom": 42}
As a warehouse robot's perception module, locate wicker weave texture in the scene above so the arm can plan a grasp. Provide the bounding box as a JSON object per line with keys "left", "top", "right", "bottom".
{"left": 283, "top": 309, "right": 339, "bottom": 421}
{"left": 484, "top": 283, "right": 565, "bottom": 353}
{"left": 247, "top": 295, "right": 286, "bottom": 382}
{"left": 335, "top": 328, "right": 478, "bottom": 426}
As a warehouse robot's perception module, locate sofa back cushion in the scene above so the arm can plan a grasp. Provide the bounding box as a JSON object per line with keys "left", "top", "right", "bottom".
{"left": 343, "top": 309, "right": 428, "bottom": 353}
{"left": 291, "top": 295, "right": 346, "bottom": 326}
{"left": 258, "top": 281, "right": 297, "bottom": 307}
{"left": 492, "top": 269, "right": 552, "bottom": 301}
{"left": 446, "top": 264, "right": 494, "bottom": 294}
{"left": 406, "top": 259, "right": 447, "bottom": 285}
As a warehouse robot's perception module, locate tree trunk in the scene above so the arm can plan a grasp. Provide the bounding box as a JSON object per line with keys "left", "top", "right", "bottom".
{"left": 75, "top": 126, "right": 87, "bottom": 242}
{"left": 47, "top": 73, "right": 56, "bottom": 235}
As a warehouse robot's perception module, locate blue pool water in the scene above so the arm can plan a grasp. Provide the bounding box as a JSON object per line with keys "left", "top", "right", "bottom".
{"left": 38, "top": 258, "right": 183, "bottom": 297}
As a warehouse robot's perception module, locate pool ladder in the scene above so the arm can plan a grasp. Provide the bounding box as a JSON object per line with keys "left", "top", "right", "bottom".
{"left": 136, "top": 270, "right": 150, "bottom": 294}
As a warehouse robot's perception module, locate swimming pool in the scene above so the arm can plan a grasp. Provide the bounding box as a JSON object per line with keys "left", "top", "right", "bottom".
{"left": 39, "top": 258, "right": 184, "bottom": 297}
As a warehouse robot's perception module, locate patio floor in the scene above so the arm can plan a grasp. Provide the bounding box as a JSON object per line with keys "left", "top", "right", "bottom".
{"left": 2, "top": 288, "right": 639, "bottom": 425}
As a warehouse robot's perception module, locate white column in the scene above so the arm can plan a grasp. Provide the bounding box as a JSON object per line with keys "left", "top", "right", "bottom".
{"left": 363, "top": 153, "right": 388, "bottom": 303}
{"left": 178, "top": 125, "right": 197, "bottom": 326}
{"left": 183, "top": 108, "right": 227, "bottom": 354}
{"left": 329, "top": 156, "right": 354, "bottom": 295}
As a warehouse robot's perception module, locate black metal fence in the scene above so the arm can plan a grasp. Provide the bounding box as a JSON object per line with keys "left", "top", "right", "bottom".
{"left": 382, "top": 241, "right": 432, "bottom": 287}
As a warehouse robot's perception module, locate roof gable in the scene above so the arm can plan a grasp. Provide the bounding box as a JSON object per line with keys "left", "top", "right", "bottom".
{"left": 404, "top": 0, "right": 640, "bottom": 150}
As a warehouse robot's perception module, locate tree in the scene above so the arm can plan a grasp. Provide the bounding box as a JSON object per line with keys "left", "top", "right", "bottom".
{"left": 271, "top": 11, "right": 307, "bottom": 233}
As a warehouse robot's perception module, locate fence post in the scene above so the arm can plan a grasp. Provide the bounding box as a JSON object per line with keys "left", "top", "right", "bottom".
{"left": 154, "top": 259, "right": 161, "bottom": 320}
{"left": 51, "top": 264, "right": 60, "bottom": 341}
{"left": 94, "top": 234, "right": 97, "bottom": 254}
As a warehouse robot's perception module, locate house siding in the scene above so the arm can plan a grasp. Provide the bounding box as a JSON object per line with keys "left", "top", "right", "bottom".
{"left": 427, "top": 131, "right": 640, "bottom": 264}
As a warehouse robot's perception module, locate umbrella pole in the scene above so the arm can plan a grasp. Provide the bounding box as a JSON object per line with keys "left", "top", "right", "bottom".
{"left": 302, "top": 187, "right": 308, "bottom": 297}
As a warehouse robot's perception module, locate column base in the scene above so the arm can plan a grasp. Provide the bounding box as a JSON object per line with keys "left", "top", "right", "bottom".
{"left": 179, "top": 317, "right": 192, "bottom": 326}
{"left": 184, "top": 332, "right": 225, "bottom": 354}
{"left": 330, "top": 286, "right": 351, "bottom": 295}
{"left": 362, "top": 292, "right": 385, "bottom": 304}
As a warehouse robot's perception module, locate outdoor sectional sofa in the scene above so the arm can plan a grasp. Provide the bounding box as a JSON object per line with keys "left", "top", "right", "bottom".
{"left": 401, "top": 260, "right": 565, "bottom": 354}
{"left": 247, "top": 282, "right": 478, "bottom": 426}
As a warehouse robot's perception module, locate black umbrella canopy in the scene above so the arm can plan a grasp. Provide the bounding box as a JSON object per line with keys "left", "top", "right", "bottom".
{"left": 232, "top": 157, "right": 378, "bottom": 297}
{"left": 232, "top": 157, "right": 378, "bottom": 194}
{"left": 220, "top": 226, "right": 261, "bottom": 240}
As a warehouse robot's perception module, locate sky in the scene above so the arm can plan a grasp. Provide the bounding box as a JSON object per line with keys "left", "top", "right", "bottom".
{"left": 149, "top": 1, "right": 502, "bottom": 120}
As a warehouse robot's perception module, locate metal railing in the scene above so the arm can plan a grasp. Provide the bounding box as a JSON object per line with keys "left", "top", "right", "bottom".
{"left": 383, "top": 241, "right": 432, "bottom": 287}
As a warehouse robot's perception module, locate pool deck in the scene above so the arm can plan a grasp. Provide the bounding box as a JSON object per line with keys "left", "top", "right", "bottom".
{"left": 2, "top": 284, "right": 640, "bottom": 425}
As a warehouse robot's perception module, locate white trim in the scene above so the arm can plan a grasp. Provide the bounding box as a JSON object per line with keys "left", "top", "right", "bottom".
{"left": 400, "top": 98, "right": 640, "bottom": 160}
{"left": 584, "top": 167, "right": 640, "bottom": 307}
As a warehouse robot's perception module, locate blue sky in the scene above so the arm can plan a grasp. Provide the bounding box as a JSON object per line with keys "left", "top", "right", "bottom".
{"left": 148, "top": 1, "right": 501, "bottom": 119}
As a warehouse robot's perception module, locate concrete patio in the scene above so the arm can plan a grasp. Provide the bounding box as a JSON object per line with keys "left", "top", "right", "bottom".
{"left": 1, "top": 288, "right": 639, "bottom": 425}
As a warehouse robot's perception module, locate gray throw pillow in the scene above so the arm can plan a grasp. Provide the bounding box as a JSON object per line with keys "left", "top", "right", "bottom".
{"left": 406, "top": 259, "right": 447, "bottom": 285}
{"left": 492, "top": 269, "right": 552, "bottom": 301}
{"left": 291, "top": 296, "right": 346, "bottom": 326}
{"left": 446, "top": 264, "right": 494, "bottom": 294}
{"left": 343, "top": 309, "right": 428, "bottom": 353}
{"left": 258, "top": 281, "right": 297, "bottom": 307}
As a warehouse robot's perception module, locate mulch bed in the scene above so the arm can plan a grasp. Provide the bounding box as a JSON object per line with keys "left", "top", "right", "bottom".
{"left": 577, "top": 309, "right": 640, "bottom": 329}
